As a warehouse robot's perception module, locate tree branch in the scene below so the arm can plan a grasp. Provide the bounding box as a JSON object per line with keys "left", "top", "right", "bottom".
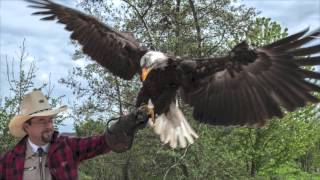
{"left": 122, "top": 0, "right": 156, "bottom": 49}
{"left": 188, "top": 0, "right": 202, "bottom": 56}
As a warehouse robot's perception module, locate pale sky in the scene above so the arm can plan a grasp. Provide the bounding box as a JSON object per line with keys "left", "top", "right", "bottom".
{"left": 0, "top": 0, "right": 319, "bottom": 132}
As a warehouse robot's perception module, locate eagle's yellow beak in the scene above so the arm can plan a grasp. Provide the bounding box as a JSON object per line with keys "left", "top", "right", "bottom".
{"left": 140, "top": 67, "right": 151, "bottom": 81}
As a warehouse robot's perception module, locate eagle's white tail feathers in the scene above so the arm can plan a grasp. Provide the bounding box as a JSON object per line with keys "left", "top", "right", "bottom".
{"left": 148, "top": 102, "right": 199, "bottom": 148}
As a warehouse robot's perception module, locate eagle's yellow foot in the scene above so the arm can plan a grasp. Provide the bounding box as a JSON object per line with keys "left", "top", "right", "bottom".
{"left": 140, "top": 104, "right": 155, "bottom": 123}
{"left": 147, "top": 107, "right": 155, "bottom": 124}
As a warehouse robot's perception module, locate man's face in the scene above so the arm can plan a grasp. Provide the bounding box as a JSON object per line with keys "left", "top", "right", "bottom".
{"left": 24, "top": 116, "right": 54, "bottom": 145}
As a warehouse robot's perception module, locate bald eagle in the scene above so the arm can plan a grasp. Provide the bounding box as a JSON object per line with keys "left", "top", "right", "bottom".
{"left": 27, "top": 0, "right": 320, "bottom": 148}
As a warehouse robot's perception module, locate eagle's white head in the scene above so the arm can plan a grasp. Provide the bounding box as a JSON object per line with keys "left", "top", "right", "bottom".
{"left": 140, "top": 51, "right": 169, "bottom": 81}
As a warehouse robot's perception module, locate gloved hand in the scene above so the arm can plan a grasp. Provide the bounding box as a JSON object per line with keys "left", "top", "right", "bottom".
{"left": 105, "top": 106, "right": 150, "bottom": 152}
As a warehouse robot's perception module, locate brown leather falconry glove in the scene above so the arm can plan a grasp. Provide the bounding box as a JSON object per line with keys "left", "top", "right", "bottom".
{"left": 105, "top": 106, "right": 149, "bottom": 153}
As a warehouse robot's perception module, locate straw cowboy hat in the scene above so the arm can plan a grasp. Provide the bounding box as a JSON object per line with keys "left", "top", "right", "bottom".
{"left": 9, "top": 89, "right": 67, "bottom": 138}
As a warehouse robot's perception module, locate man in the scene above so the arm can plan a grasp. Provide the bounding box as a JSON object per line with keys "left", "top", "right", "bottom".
{"left": 0, "top": 89, "right": 149, "bottom": 180}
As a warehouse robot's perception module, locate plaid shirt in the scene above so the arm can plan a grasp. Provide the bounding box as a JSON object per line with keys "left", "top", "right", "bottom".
{"left": 0, "top": 131, "right": 112, "bottom": 180}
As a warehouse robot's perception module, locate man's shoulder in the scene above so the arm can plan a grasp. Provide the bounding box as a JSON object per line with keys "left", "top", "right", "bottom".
{"left": 1, "top": 138, "right": 27, "bottom": 160}
{"left": 52, "top": 132, "right": 80, "bottom": 145}
{"left": 58, "top": 132, "right": 77, "bottom": 138}
{"left": 0, "top": 148, "right": 16, "bottom": 161}
{"left": 56, "top": 132, "right": 77, "bottom": 141}
{"left": 51, "top": 131, "right": 75, "bottom": 141}
{"left": 59, "top": 132, "right": 77, "bottom": 137}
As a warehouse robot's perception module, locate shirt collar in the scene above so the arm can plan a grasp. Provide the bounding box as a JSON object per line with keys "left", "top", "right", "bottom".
{"left": 27, "top": 138, "right": 49, "bottom": 153}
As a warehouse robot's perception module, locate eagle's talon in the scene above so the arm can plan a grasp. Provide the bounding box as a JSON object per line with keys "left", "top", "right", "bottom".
{"left": 147, "top": 107, "right": 155, "bottom": 123}
{"left": 138, "top": 104, "right": 155, "bottom": 123}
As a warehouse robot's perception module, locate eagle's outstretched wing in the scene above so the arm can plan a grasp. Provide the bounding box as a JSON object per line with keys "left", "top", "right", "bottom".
{"left": 181, "top": 28, "right": 320, "bottom": 127}
{"left": 26, "top": 0, "right": 147, "bottom": 80}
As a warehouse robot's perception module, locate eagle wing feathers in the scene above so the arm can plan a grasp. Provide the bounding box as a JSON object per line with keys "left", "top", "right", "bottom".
{"left": 181, "top": 28, "right": 320, "bottom": 127}
{"left": 27, "top": 0, "right": 146, "bottom": 80}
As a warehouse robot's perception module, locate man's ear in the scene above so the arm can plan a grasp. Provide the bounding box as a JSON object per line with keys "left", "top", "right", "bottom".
{"left": 23, "top": 123, "right": 29, "bottom": 133}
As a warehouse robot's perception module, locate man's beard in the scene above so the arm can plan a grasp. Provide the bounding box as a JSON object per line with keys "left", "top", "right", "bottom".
{"left": 41, "top": 130, "right": 53, "bottom": 143}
